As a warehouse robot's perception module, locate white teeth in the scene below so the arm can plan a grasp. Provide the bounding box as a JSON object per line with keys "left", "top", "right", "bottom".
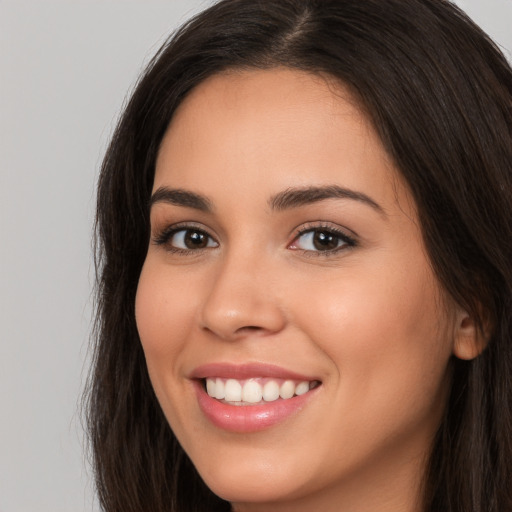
{"left": 295, "top": 381, "right": 310, "bottom": 396}
{"left": 279, "top": 380, "right": 295, "bottom": 399}
{"left": 242, "top": 380, "right": 263, "bottom": 403}
{"left": 224, "top": 379, "right": 242, "bottom": 402}
{"left": 205, "top": 377, "right": 318, "bottom": 403}
{"left": 214, "top": 378, "right": 225, "bottom": 400}
{"left": 262, "top": 381, "right": 280, "bottom": 402}
{"left": 206, "top": 378, "right": 216, "bottom": 397}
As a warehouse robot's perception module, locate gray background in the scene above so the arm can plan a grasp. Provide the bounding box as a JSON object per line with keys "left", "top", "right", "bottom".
{"left": 0, "top": 1, "right": 510, "bottom": 511}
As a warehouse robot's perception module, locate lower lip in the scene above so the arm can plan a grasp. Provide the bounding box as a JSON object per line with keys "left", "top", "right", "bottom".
{"left": 193, "top": 380, "right": 320, "bottom": 433}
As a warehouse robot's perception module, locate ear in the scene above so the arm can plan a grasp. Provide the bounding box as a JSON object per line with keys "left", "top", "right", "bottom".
{"left": 452, "top": 308, "right": 489, "bottom": 360}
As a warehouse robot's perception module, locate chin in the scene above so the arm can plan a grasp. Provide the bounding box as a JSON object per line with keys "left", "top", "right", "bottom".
{"left": 189, "top": 445, "right": 319, "bottom": 505}
{"left": 201, "top": 471, "right": 300, "bottom": 506}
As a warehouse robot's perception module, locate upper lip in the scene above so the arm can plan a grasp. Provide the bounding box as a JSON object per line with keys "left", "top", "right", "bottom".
{"left": 189, "top": 362, "right": 320, "bottom": 382}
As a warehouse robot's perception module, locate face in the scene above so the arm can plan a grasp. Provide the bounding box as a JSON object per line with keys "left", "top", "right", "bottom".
{"left": 136, "top": 68, "right": 460, "bottom": 511}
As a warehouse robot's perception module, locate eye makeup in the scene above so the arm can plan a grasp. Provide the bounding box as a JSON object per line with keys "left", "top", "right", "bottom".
{"left": 151, "top": 219, "right": 358, "bottom": 259}
{"left": 288, "top": 222, "right": 358, "bottom": 257}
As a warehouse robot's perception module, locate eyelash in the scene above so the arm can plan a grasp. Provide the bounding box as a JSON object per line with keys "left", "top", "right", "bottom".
{"left": 289, "top": 223, "right": 357, "bottom": 257}
{"left": 152, "top": 223, "right": 218, "bottom": 255}
{"left": 152, "top": 222, "right": 357, "bottom": 257}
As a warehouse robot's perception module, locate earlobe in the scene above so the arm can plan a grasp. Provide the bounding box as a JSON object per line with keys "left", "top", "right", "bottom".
{"left": 452, "top": 310, "right": 489, "bottom": 360}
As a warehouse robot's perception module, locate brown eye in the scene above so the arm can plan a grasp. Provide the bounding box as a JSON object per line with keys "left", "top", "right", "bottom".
{"left": 311, "top": 231, "right": 340, "bottom": 251}
{"left": 289, "top": 228, "right": 356, "bottom": 254}
{"left": 183, "top": 230, "right": 209, "bottom": 249}
{"left": 165, "top": 228, "right": 218, "bottom": 251}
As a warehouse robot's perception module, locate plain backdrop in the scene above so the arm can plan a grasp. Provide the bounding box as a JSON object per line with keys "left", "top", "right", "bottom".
{"left": 0, "top": 1, "right": 510, "bottom": 511}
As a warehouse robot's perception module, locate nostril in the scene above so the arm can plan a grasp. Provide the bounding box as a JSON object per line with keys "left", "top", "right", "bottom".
{"left": 235, "top": 325, "right": 262, "bottom": 331}
{"left": 234, "top": 325, "right": 264, "bottom": 335}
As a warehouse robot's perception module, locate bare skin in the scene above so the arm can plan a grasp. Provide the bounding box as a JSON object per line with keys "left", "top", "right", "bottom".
{"left": 135, "top": 68, "right": 480, "bottom": 512}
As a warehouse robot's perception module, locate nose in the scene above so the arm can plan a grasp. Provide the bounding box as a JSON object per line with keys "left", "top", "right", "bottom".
{"left": 199, "top": 252, "right": 286, "bottom": 341}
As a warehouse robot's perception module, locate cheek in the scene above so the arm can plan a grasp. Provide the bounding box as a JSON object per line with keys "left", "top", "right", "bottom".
{"left": 135, "top": 261, "right": 194, "bottom": 373}
{"left": 134, "top": 260, "right": 206, "bottom": 440}
{"left": 297, "top": 262, "right": 447, "bottom": 352}
{"left": 293, "top": 257, "right": 453, "bottom": 428}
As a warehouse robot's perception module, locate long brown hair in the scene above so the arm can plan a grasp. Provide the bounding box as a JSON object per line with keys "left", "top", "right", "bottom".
{"left": 87, "top": 1, "right": 512, "bottom": 510}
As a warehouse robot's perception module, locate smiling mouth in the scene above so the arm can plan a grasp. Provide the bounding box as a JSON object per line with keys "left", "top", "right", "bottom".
{"left": 203, "top": 377, "right": 322, "bottom": 406}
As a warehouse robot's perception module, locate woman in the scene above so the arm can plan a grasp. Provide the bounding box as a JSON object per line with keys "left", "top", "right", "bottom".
{"left": 87, "top": 0, "right": 512, "bottom": 511}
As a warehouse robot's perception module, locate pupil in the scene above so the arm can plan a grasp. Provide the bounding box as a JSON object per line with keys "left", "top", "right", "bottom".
{"left": 185, "top": 230, "right": 207, "bottom": 249}
{"left": 313, "top": 231, "right": 338, "bottom": 251}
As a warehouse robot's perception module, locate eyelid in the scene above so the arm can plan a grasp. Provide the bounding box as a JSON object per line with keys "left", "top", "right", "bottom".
{"left": 288, "top": 222, "right": 358, "bottom": 255}
{"left": 151, "top": 220, "right": 357, "bottom": 256}
{"left": 152, "top": 222, "right": 219, "bottom": 251}
{"left": 291, "top": 220, "right": 358, "bottom": 238}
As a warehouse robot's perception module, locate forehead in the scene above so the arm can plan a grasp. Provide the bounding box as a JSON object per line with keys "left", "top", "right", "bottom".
{"left": 154, "top": 67, "right": 410, "bottom": 217}
{"left": 160, "top": 68, "right": 371, "bottom": 165}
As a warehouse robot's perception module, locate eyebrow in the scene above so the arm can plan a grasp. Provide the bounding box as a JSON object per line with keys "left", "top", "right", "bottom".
{"left": 269, "top": 185, "right": 386, "bottom": 216}
{"left": 150, "top": 187, "right": 213, "bottom": 212}
{"left": 149, "top": 184, "right": 385, "bottom": 216}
